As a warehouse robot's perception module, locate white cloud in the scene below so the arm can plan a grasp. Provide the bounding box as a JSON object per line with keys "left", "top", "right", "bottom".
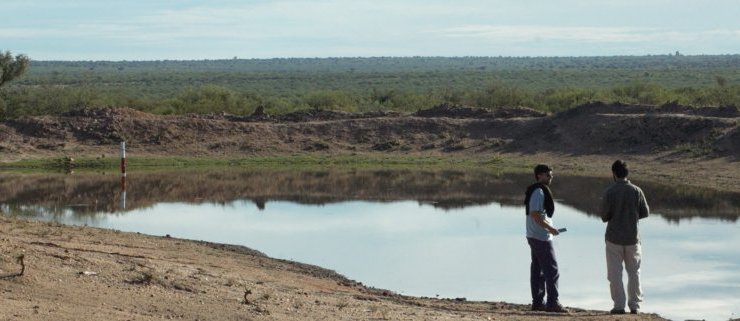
{"left": 3, "top": 0, "right": 740, "bottom": 59}
{"left": 12, "top": 0, "right": 485, "bottom": 44}
{"left": 438, "top": 24, "right": 740, "bottom": 43}
{"left": 0, "top": 28, "right": 64, "bottom": 38}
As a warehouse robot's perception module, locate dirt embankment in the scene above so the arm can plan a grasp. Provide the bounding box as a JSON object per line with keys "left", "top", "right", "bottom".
{"left": 0, "top": 102, "right": 737, "bottom": 160}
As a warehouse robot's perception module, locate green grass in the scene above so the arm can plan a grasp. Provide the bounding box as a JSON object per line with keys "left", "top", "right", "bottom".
{"left": 0, "top": 154, "right": 526, "bottom": 173}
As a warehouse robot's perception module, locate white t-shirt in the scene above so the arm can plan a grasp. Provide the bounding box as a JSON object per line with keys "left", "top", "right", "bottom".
{"left": 526, "top": 188, "right": 553, "bottom": 241}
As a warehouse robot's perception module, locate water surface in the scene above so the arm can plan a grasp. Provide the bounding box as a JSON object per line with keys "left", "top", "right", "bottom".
{"left": 1, "top": 169, "right": 738, "bottom": 321}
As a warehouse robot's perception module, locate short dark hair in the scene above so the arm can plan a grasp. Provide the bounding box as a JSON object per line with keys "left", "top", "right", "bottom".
{"left": 611, "top": 160, "right": 629, "bottom": 178}
{"left": 534, "top": 164, "right": 552, "bottom": 177}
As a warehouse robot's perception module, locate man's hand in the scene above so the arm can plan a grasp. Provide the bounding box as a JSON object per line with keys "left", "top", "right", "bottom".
{"left": 548, "top": 227, "right": 560, "bottom": 236}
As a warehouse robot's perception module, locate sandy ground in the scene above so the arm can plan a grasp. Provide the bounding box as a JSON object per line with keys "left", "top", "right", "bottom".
{"left": 0, "top": 216, "right": 669, "bottom": 321}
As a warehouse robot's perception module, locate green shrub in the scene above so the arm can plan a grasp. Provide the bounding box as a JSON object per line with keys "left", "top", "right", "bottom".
{"left": 540, "top": 88, "right": 598, "bottom": 112}
{"left": 472, "top": 83, "right": 536, "bottom": 108}
{"left": 2, "top": 56, "right": 739, "bottom": 118}
{"left": 172, "top": 85, "right": 259, "bottom": 114}
{"left": 304, "top": 90, "right": 354, "bottom": 111}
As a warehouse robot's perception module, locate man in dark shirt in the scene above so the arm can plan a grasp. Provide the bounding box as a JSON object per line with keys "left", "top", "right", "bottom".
{"left": 600, "top": 160, "right": 649, "bottom": 315}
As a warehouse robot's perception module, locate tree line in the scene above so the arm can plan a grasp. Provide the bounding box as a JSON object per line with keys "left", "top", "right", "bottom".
{"left": 1, "top": 53, "right": 738, "bottom": 119}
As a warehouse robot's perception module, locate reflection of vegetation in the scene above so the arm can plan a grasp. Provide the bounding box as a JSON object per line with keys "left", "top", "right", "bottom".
{"left": 0, "top": 170, "right": 737, "bottom": 222}
{"left": 546, "top": 176, "right": 740, "bottom": 222}
{"left": 638, "top": 182, "right": 740, "bottom": 222}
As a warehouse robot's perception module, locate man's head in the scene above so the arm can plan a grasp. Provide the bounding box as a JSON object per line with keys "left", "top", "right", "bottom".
{"left": 534, "top": 164, "right": 553, "bottom": 185}
{"left": 611, "top": 160, "right": 629, "bottom": 179}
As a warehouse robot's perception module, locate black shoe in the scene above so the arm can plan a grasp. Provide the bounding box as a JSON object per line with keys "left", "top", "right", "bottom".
{"left": 547, "top": 303, "right": 568, "bottom": 313}
{"left": 531, "top": 303, "right": 546, "bottom": 311}
{"left": 630, "top": 309, "right": 639, "bottom": 314}
{"left": 610, "top": 308, "right": 626, "bottom": 314}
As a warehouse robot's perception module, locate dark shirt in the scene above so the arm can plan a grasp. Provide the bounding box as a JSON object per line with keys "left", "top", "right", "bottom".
{"left": 600, "top": 180, "right": 649, "bottom": 245}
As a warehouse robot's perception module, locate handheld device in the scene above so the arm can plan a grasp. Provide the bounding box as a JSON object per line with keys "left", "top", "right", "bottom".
{"left": 557, "top": 228, "right": 567, "bottom": 233}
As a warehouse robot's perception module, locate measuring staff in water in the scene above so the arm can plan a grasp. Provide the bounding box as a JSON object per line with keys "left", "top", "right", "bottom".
{"left": 524, "top": 164, "right": 567, "bottom": 313}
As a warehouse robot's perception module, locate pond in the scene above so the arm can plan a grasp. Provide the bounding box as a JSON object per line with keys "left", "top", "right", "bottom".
{"left": 1, "top": 169, "right": 739, "bottom": 321}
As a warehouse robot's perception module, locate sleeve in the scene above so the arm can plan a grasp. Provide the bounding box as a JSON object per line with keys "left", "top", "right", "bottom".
{"left": 638, "top": 188, "right": 649, "bottom": 219}
{"left": 528, "top": 188, "right": 545, "bottom": 213}
{"left": 600, "top": 189, "right": 611, "bottom": 222}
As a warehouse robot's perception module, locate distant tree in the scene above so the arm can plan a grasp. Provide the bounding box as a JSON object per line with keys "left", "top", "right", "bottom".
{"left": 0, "top": 51, "right": 30, "bottom": 87}
{"left": 715, "top": 75, "right": 727, "bottom": 87}
{"left": 305, "top": 90, "right": 352, "bottom": 110}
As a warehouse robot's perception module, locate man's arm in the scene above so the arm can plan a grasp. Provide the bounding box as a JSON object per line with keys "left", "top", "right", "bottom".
{"left": 530, "top": 210, "right": 560, "bottom": 235}
{"left": 638, "top": 189, "right": 649, "bottom": 219}
{"left": 600, "top": 191, "right": 611, "bottom": 222}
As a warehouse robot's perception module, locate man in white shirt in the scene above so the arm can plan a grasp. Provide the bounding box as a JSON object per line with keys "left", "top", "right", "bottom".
{"left": 524, "top": 164, "right": 566, "bottom": 313}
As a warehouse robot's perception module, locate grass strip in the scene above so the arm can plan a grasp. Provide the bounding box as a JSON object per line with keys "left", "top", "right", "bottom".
{"left": 0, "top": 154, "right": 528, "bottom": 173}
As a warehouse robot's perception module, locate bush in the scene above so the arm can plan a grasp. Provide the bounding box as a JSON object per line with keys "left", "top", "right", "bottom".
{"left": 0, "top": 98, "right": 6, "bottom": 121}
{"left": 304, "top": 90, "right": 354, "bottom": 111}
{"left": 3, "top": 55, "right": 740, "bottom": 118}
{"left": 171, "top": 85, "right": 259, "bottom": 114}
{"left": 610, "top": 83, "right": 670, "bottom": 105}
{"left": 540, "top": 88, "right": 598, "bottom": 112}
{"left": 472, "top": 83, "right": 536, "bottom": 109}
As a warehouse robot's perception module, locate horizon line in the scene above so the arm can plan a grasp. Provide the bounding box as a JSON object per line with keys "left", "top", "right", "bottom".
{"left": 25, "top": 53, "right": 740, "bottom": 63}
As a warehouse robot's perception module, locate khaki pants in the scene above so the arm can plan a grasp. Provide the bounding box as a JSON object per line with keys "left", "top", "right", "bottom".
{"left": 606, "top": 241, "right": 643, "bottom": 311}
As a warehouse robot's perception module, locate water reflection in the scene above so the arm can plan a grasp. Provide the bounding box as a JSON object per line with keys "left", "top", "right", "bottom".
{"left": 0, "top": 169, "right": 738, "bottom": 222}
{"left": 1, "top": 169, "right": 739, "bottom": 320}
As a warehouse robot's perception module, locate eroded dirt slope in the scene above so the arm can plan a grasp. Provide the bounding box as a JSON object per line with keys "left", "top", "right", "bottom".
{"left": 1, "top": 102, "right": 737, "bottom": 160}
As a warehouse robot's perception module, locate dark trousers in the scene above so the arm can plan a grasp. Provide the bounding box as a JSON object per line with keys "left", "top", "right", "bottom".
{"left": 527, "top": 237, "right": 560, "bottom": 307}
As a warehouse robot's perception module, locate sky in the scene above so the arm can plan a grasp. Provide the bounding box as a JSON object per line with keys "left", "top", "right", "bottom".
{"left": 1, "top": 0, "right": 739, "bottom": 61}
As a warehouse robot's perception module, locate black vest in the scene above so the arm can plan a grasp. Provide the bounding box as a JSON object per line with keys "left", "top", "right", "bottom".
{"left": 524, "top": 183, "right": 554, "bottom": 218}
